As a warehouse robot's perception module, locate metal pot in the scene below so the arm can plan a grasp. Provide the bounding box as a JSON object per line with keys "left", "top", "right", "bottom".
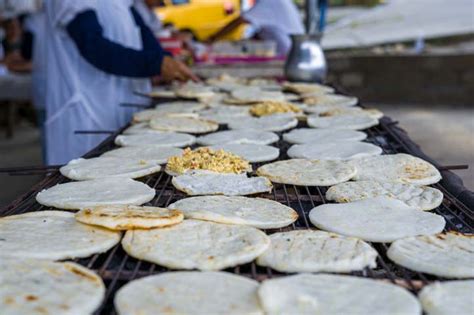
{"left": 284, "top": 33, "right": 327, "bottom": 83}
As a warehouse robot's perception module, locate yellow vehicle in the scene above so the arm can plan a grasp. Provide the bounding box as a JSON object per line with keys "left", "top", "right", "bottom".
{"left": 155, "top": 0, "right": 248, "bottom": 41}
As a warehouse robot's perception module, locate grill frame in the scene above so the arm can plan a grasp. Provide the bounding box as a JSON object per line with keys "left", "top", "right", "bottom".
{"left": 1, "top": 99, "right": 473, "bottom": 315}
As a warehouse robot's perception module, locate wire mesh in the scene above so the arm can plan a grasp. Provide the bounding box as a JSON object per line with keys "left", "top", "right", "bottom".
{"left": 1, "top": 107, "right": 472, "bottom": 315}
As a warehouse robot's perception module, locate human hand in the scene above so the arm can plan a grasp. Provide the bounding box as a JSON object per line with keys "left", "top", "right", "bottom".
{"left": 160, "top": 56, "right": 199, "bottom": 83}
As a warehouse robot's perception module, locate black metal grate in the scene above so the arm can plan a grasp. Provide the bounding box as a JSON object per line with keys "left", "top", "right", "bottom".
{"left": 1, "top": 115, "right": 473, "bottom": 315}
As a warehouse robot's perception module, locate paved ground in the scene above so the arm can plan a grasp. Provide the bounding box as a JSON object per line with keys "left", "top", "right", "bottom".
{"left": 0, "top": 122, "right": 43, "bottom": 207}
{"left": 324, "top": 0, "right": 474, "bottom": 49}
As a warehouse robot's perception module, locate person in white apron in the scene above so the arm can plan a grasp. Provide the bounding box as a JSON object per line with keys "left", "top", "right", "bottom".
{"left": 43, "top": 0, "right": 196, "bottom": 165}
{"left": 208, "top": 0, "right": 304, "bottom": 55}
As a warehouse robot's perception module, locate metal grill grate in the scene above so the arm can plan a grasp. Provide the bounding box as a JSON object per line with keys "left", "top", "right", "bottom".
{"left": 1, "top": 116, "right": 472, "bottom": 315}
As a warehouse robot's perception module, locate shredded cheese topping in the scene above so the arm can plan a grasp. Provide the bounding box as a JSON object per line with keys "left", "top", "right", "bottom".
{"left": 166, "top": 147, "right": 250, "bottom": 174}
{"left": 250, "top": 101, "right": 302, "bottom": 117}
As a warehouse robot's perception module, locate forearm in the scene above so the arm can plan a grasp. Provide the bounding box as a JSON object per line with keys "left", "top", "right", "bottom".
{"left": 208, "top": 16, "right": 245, "bottom": 41}
{"left": 66, "top": 10, "right": 165, "bottom": 78}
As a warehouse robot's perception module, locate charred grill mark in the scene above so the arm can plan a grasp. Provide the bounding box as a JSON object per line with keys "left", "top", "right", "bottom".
{"left": 64, "top": 264, "right": 99, "bottom": 282}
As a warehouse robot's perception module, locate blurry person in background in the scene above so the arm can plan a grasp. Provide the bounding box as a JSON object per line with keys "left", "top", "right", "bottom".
{"left": 42, "top": 0, "right": 197, "bottom": 165}
{"left": 208, "top": 0, "right": 304, "bottom": 55}
{"left": 22, "top": 6, "right": 46, "bottom": 110}
{"left": 0, "top": 0, "right": 47, "bottom": 159}
{"left": 0, "top": 16, "right": 32, "bottom": 72}
{"left": 22, "top": 4, "right": 48, "bottom": 161}
{"left": 1, "top": 17, "right": 22, "bottom": 58}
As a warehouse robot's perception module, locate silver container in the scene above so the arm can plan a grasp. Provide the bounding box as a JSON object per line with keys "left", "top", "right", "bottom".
{"left": 284, "top": 34, "right": 327, "bottom": 83}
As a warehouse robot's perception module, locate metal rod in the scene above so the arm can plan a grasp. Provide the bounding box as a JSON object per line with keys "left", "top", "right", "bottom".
{"left": 0, "top": 165, "right": 62, "bottom": 173}
{"left": 74, "top": 130, "right": 115, "bottom": 134}
{"left": 133, "top": 91, "right": 152, "bottom": 98}
{"left": 438, "top": 165, "right": 469, "bottom": 171}
{"left": 120, "top": 102, "right": 150, "bottom": 108}
{"left": 305, "top": 0, "right": 318, "bottom": 34}
{"left": 8, "top": 171, "right": 57, "bottom": 176}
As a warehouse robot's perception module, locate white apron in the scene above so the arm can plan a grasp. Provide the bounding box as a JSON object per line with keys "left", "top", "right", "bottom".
{"left": 43, "top": 0, "right": 151, "bottom": 165}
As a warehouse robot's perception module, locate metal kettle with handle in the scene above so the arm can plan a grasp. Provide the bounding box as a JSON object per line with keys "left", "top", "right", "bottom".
{"left": 284, "top": 0, "right": 327, "bottom": 83}
{"left": 284, "top": 33, "right": 327, "bottom": 83}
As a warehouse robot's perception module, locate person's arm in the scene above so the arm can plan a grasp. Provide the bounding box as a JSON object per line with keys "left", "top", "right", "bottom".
{"left": 207, "top": 16, "right": 246, "bottom": 42}
{"left": 66, "top": 10, "right": 164, "bottom": 77}
{"left": 130, "top": 6, "right": 199, "bottom": 82}
{"left": 130, "top": 7, "right": 163, "bottom": 52}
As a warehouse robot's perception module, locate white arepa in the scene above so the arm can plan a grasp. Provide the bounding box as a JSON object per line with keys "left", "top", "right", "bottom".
{"left": 309, "top": 197, "right": 446, "bottom": 242}
{"left": 114, "top": 271, "right": 262, "bottom": 315}
{"left": 36, "top": 178, "right": 155, "bottom": 210}
{"left": 0, "top": 211, "right": 121, "bottom": 260}
{"left": 258, "top": 274, "right": 421, "bottom": 315}
{"left": 0, "top": 259, "right": 105, "bottom": 315}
